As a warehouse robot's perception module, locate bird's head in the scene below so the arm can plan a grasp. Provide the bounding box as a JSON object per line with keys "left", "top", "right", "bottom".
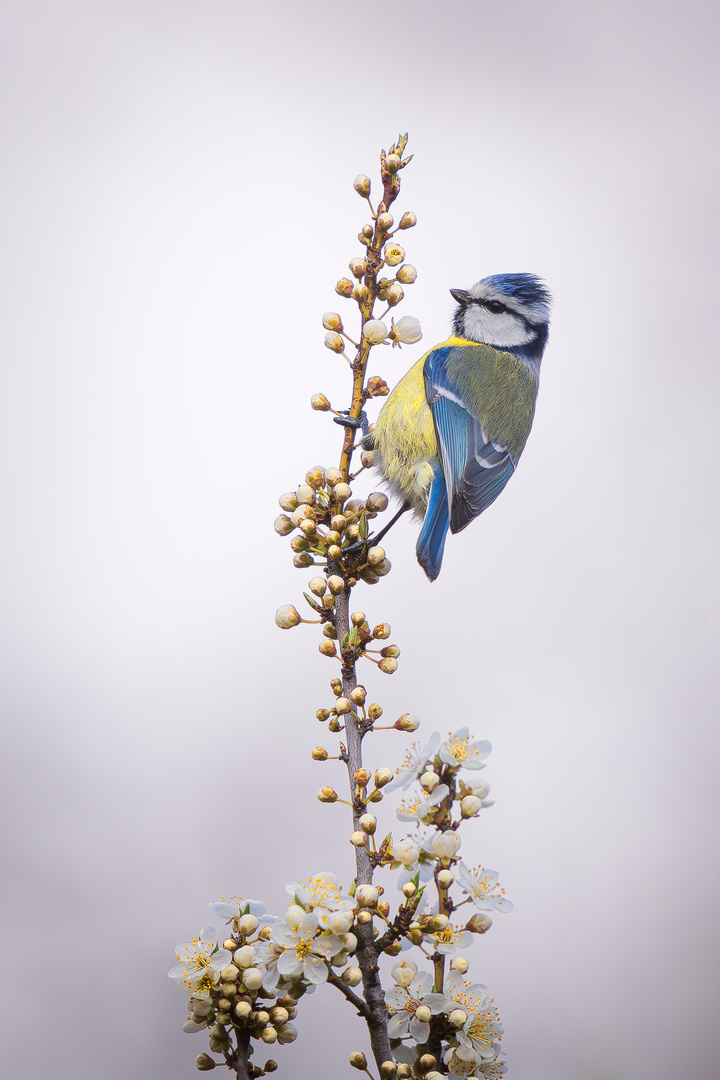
{"left": 451, "top": 273, "right": 551, "bottom": 361}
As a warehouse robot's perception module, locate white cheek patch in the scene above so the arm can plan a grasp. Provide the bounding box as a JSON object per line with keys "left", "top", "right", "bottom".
{"left": 463, "top": 308, "right": 533, "bottom": 348}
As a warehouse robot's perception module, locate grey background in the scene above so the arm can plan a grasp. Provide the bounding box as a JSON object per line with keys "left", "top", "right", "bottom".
{"left": 1, "top": 1, "right": 718, "bottom": 1077}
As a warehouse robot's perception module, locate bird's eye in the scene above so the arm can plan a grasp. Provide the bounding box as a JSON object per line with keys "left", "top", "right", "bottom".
{"left": 486, "top": 300, "right": 505, "bottom": 314}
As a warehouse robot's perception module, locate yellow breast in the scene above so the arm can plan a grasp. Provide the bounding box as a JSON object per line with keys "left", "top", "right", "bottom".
{"left": 372, "top": 353, "right": 438, "bottom": 517}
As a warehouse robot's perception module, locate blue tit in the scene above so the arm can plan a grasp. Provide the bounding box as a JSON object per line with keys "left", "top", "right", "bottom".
{"left": 370, "top": 273, "right": 551, "bottom": 580}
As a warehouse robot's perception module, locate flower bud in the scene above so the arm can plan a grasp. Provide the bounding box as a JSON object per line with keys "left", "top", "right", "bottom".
{"left": 350, "top": 684, "right": 367, "bottom": 705}
{"left": 241, "top": 967, "right": 263, "bottom": 990}
{"left": 312, "top": 746, "right": 329, "bottom": 761}
{"left": 356, "top": 884, "right": 379, "bottom": 907}
{"left": 447, "top": 1007, "right": 468, "bottom": 1028}
{"left": 398, "top": 211, "right": 416, "bottom": 229}
{"left": 335, "top": 697, "right": 352, "bottom": 714}
{"left": 451, "top": 955, "right": 469, "bottom": 974}
{"left": 379, "top": 657, "right": 397, "bottom": 674}
{"left": 196, "top": 1054, "right": 216, "bottom": 1070}
{"left": 420, "top": 770, "right": 439, "bottom": 791}
{"left": 336, "top": 278, "right": 354, "bottom": 297}
{"left": 354, "top": 768, "right": 371, "bottom": 787}
{"left": 350, "top": 830, "right": 367, "bottom": 847}
{"left": 238, "top": 914, "right": 258, "bottom": 935}
{"left": 308, "top": 577, "right": 327, "bottom": 597}
{"left": 328, "top": 544, "right": 342, "bottom": 561}
{"left": 461, "top": 796, "right": 483, "bottom": 817}
{"left": 380, "top": 644, "right": 400, "bottom": 658}
{"left": 330, "top": 678, "right": 343, "bottom": 696}
{"left": 222, "top": 939, "right": 237, "bottom": 953}
{"left": 233, "top": 944, "right": 254, "bottom": 968}
{"left": 342, "top": 966, "right": 363, "bottom": 987}
{"left": 390, "top": 314, "right": 422, "bottom": 347}
{"left": 234, "top": 1000, "right": 252, "bottom": 1020}
{"left": 358, "top": 813, "right": 377, "bottom": 834}
{"left": 360, "top": 449, "right": 376, "bottom": 469}
{"left": 366, "top": 375, "right": 389, "bottom": 397}
{"left": 397, "top": 1068, "right": 412, "bottom": 1080}
{"left": 396, "top": 264, "right": 417, "bottom": 284}
{"left": 401, "top": 882, "right": 416, "bottom": 898}
{"left": 350, "top": 1051, "right": 368, "bottom": 1070}
{"left": 316, "top": 708, "right": 330, "bottom": 722}
{"left": 318, "top": 786, "right": 338, "bottom": 802}
{"left": 319, "top": 640, "right": 337, "bottom": 658}
{"left": 322, "top": 312, "right": 343, "bottom": 331}
{"left": 278, "top": 492, "right": 299, "bottom": 512}
{"left": 270, "top": 1007, "right": 289, "bottom": 1025}
{"left": 385, "top": 153, "right": 401, "bottom": 173}
{"left": 381, "top": 1063, "right": 398, "bottom": 1078}
{"left": 415, "top": 1005, "right": 432, "bottom": 1024}
{"left": 366, "top": 492, "right": 389, "bottom": 514}
{"left": 261, "top": 1027, "right": 277, "bottom": 1044}
{"left": 324, "top": 332, "right": 344, "bottom": 352}
{"left": 276, "top": 1023, "right": 298, "bottom": 1044}
{"left": 352, "top": 282, "right": 369, "bottom": 301}
{"left": 377, "top": 212, "right": 394, "bottom": 232}
{"left": 299, "top": 518, "right": 317, "bottom": 538}
{"left": 295, "top": 485, "right": 314, "bottom": 505}
{"left": 264, "top": 1063, "right": 279, "bottom": 1074}
{"left": 467, "top": 913, "right": 493, "bottom": 934}
{"left": 418, "top": 1056, "right": 437, "bottom": 1074}
{"left": 333, "top": 482, "right": 352, "bottom": 503}
{"left": 325, "top": 468, "right": 343, "bottom": 486}
{"left": 385, "top": 283, "right": 404, "bottom": 307}
{"left": 363, "top": 319, "right": 388, "bottom": 344}
{"left": 437, "top": 869, "right": 454, "bottom": 889}
{"left": 367, "top": 545, "right": 386, "bottom": 566}
{"left": 275, "top": 605, "right": 301, "bottom": 629}
{"left": 327, "top": 574, "right": 345, "bottom": 595}
{"left": 383, "top": 243, "right": 405, "bottom": 267}
{"left": 274, "top": 514, "right": 293, "bottom": 536}
{"left": 374, "top": 766, "right": 393, "bottom": 788}
{"left": 353, "top": 174, "right": 371, "bottom": 197}
{"left": 361, "top": 224, "right": 373, "bottom": 239}
{"left": 367, "top": 703, "right": 383, "bottom": 720}
{"left": 395, "top": 712, "right": 419, "bottom": 732}
{"left": 349, "top": 257, "right": 367, "bottom": 279}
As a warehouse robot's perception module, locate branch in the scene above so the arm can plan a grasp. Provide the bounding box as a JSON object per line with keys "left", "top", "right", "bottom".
{"left": 327, "top": 973, "right": 372, "bottom": 1019}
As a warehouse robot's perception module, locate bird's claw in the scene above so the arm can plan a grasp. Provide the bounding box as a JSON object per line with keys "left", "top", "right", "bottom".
{"left": 333, "top": 409, "right": 369, "bottom": 435}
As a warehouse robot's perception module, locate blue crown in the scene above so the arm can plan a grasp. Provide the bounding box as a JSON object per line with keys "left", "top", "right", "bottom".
{"left": 481, "top": 273, "right": 552, "bottom": 309}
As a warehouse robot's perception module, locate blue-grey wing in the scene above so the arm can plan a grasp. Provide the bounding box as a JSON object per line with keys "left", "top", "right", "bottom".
{"left": 424, "top": 348, "right": 515, "bottom": 535}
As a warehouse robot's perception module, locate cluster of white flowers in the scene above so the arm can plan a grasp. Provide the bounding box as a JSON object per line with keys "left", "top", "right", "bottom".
{"left": 386, "top": 962, "right": 506, "bottom": 1078}
{"left": 377, "top": 726, "right": 512, "bottom": 1077}
{"left": 168, "top": 875, "right": 363, "bottom": 1066}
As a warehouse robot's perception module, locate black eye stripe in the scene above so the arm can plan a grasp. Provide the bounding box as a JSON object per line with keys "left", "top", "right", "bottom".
{"left": 472, "top": 298, "right": 506, "bottom": 314}
{"left": 469, "top": 296, "right": 539, "bottom": 333}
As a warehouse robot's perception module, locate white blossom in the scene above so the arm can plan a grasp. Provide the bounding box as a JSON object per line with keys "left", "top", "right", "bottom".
{"left": 209, "top": 896, "right": 278, "bottom": 925}
{"left": 271, "top": 911, "right": 347, "bottom": 985}
{"left": 168, "top": 925, "right": 232, "bottom": 993}
{"left": 386, "top": 970, "right": 448, "bottom": 1042}
{"left": 385, "top": 731, "right": 441, "bottom": 792}
{"left": 439, "top": 727, "right": 491, "bottom": 771}
{"left": 396, "top": 783, "right": 449, "bottom": 822}
{"left": 285, "top": 872, "right": 356, "bottom": 927}
{"left": 457, "top": 864, "right": 513, "bottom": 913}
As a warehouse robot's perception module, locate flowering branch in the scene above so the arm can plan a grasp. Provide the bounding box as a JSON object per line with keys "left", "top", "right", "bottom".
{"left": 170, "top": 136, "right": 512, "bottom": 1080}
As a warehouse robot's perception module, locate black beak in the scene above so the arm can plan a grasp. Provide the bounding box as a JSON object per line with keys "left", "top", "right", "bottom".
{"left": 450, "top": 288, "right": 469, "bottom": 305}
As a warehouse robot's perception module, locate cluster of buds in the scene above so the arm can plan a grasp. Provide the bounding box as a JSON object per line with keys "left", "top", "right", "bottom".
{"left": 274, "top": 468, "right": 391, "bottom": 580}
{"left": 169, "top": 913, "right": 299, "bottom": 1075}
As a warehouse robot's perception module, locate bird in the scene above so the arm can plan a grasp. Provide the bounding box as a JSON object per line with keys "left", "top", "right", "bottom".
{"left": 368, "top": 273, "right": 551, "bottom": 580}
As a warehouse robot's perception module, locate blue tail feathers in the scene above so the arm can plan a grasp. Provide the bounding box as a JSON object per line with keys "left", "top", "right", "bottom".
{"left": 416, "top": 465, "right": 450, "bottom": 581}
